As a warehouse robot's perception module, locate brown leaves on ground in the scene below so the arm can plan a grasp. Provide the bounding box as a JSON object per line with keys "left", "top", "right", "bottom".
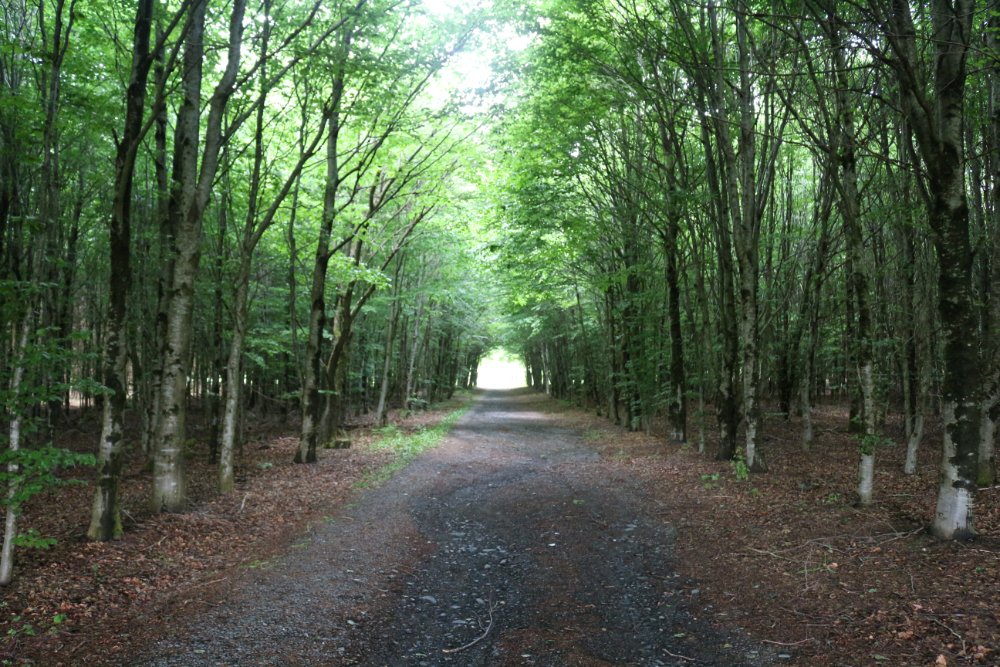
{"left": 553, "top": 401, "right": 1000, "bottom": 667}
{"left": 3, "top": 394, "right": 998, "bottom": 667}
{"left": 0, "top": 400, "right": 462, "bottom": 666}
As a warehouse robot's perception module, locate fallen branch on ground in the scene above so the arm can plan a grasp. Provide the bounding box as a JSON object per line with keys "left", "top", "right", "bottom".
{"left": 442, "top": 600, "right": 497, "bottom": 654}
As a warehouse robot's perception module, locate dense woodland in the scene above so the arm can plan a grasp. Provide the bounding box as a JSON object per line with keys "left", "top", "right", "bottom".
{"left": 0, "top": 0, "right": 998, "bottom": 587}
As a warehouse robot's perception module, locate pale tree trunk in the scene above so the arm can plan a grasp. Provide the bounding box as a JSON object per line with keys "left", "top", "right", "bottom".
{"left": 818, "top": 4, "right": 877, "bottom": 503}
{"left": 218, "top": 8, "right": 265, "bottom": 491}
{"left": 404, "top": 295, "right": 428, "bottom": 405}
{"left": 151, "top": 0, "right": 207, "bottom": 511}
{"left": 218, "top": 273, "right": 248, "bottom": 493}
{"left": 88, "top": 0, "right": 156, "bottom": 540}
{"left": 153, "top": 0, "right": 247, "bottom": 511}
{"left": 734, "top": 4, "right": 763, "bottom": 472}
{"left": 375, "top": 263, "right": 404, "bottom": 426}
{"left": 904, "top": 411, "right": 925, "bottom": 476}
{"left": 1, "top": 313, "right": 32, "bottom": 584}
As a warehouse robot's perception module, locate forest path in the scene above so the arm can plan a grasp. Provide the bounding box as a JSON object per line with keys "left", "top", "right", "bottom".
{"left": 140, "top": 389, "right": 773, "bottom": 666}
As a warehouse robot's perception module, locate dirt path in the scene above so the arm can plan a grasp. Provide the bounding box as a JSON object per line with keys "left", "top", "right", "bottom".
{"left": 138, "top": 390, "right": 773, "bottom": 666}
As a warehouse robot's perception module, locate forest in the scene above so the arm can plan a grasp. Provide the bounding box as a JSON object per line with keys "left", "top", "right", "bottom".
{"left": 0, "top": 0, "right": 999, "bottom": 659}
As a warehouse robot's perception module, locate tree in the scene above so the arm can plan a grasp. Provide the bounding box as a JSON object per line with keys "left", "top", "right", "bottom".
{"left": 873, "top": 0, "right": 980, "bottom": 538}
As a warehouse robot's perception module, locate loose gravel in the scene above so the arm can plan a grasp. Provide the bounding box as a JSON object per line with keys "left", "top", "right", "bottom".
{"left": 137, "top": 390, "right": 775, "bottom": 666}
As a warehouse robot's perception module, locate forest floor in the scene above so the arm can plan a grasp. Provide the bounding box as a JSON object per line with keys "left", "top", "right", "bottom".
{"left": 1, "top": 389, "right": 998, "bottom": 666}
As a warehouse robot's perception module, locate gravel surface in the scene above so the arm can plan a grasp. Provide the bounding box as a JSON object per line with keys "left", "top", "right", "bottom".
{"left": 137, "top": 390, "right": 775, "bottom": 666}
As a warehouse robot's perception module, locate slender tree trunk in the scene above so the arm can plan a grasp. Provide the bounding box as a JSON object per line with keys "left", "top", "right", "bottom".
{"left": 143, "top": 17, "right": 171, "bottom": 462}
{"left": 219, "top": 270, "right": 249, "bottom": 493}
{"left": 375, "top": 263, "right": 403, "bottom": 426}
{"left": 151, "top": 0, "right": 207, "bottom": 511}
{"left": 88, "top": 0, "right": 155, "bottom": 540}
{"left": 665, "top": 217, "right": 686, "bottom": 443}
{"left": 153, "top": 0, "right": 247, "bottom": 510}
{"left": 693, "top": 72, "right": 739, "bottom": 461}
{"left": 828, "top": 12, "right": 876, "bottom": 504}
{"left": 1, "top": 312, "right": 32, "bottom": 584}
{"left": 297, "top": 70, "right": 348, "bottom": 464}
{"left": 208, "top": 189, "right": 228, "bottom": 465}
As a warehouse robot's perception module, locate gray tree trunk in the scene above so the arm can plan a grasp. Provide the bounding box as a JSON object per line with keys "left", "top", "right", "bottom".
{"left": 153, "top": 0, "right": 247, "bottom": 511}
{"left": 1, "top": 313, "right": 32, "bottom": 585}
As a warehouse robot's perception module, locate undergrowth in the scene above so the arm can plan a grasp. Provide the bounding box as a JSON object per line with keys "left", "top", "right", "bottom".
{"left": 358, "top": 406, "right": 469, "bottom": 488}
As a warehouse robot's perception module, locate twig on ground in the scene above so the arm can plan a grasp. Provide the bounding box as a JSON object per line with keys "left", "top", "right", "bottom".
{"left": 874, "top": 528, "right": 923, "bottom": 545}
{"left": 930, "top": 617, "right": 966, "bottom": 655}
{"left": 763, "top": 638, "right": 813, "bottom": 646}
{"left": 748, "top": 547, "right": 796, "bottom": 562}
{"left": 238, "top": 493, "right": 250, "bottom": 514}
{"left": 664, "top": 648, "right": 696, "bottom": 661}
{"left": 442, "top": 600, "right": 497, "bottom": 654}
{"left": 188, "top": 577, "right": 227, "bottom": 590}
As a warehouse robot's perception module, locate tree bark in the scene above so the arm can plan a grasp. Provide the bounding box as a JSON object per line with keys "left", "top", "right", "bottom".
{"left": 882, "top": 0, "right": 979, "bottom": 539}
{"left": 1, "top": 312, "right": 33, "bottom": 584}
{"left": 88, "top": 0, "right": 156, "bottom": 540}
{"left": 297, "top": 55, "right": 350, "bottom": 464}
{"left": 153, "top": 0, "right": 247, "bottom": 511}
{"left": 826, "top": 8, "right": 877, "bottom": 504}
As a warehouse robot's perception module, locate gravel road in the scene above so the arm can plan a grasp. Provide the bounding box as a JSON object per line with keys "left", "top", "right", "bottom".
{"left": 138, "top": 389, "right": 774, "bottom": 666}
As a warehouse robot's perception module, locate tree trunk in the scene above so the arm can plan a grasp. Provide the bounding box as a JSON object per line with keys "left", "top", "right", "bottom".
{"left": 827, "top": 10, "right": 876, "bottom": 504}
{"left": 665, "top": 218, "right": 686, "bottom": 443}
{"left": 88, "top": 0, "right": 156, "bottom": 540}
{"left": 375, "top": 264, "right": 403, "bottom": 426}
{"left": 885, "top": 0, "right": 979, "bottom": 538}
{"left": 1, "top": 313, "right": 32, "bottom": 584}
{"left": 153, "top": 0, "right": 247, "bottom": 511}
{"left": 219, "top": 270, "right": 249, "bottom": 493}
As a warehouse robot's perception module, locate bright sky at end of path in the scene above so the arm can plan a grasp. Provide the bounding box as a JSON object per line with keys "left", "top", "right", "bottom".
{"left": 477, "top": 349, "right": 526, "bottom": 389}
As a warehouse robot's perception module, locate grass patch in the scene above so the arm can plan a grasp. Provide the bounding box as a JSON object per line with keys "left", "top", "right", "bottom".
{"left": 356, "top": 406, "right": 469, "bottom": 489}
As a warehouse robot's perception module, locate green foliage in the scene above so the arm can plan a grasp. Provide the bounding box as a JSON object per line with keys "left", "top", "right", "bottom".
{"left": 700, "top": 472, "right": 720, "bottom": 489}
{"left": 856, "top": 433, "right": 892, "bottom": 456}
{"left": 6, "top": 615, "right": 36, "bottom": 638}
{"left": 12, "top": 528, "right": 56, "bottom": 551}
{"left": 823, "top": 492, "right": 843, "bottom": 505}
{"left": 731, "top": 449, "right": 749, "bottom": 482}
{"left": 0, "top": 445, "right": 95, "bottom": 513}
{"left": 361, "top": 406, "right": 468, "bottom": 487}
